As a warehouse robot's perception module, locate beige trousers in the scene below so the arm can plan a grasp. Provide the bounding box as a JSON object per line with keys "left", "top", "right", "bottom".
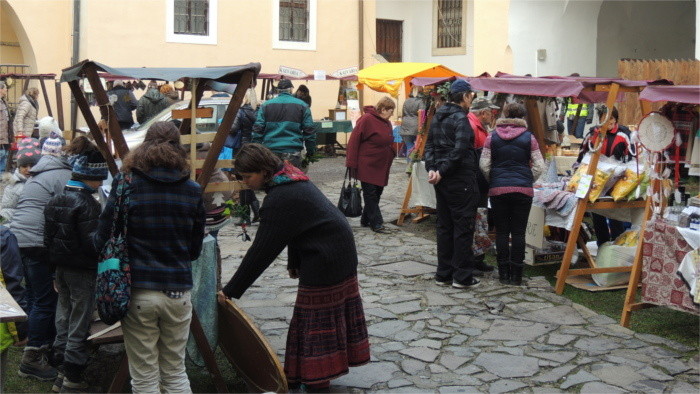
{"left": 122, "top": 289, "right": 192, "bottom": 394}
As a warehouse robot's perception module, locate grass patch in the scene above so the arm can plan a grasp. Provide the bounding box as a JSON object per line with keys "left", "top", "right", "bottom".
{"left": 525, "top": 262, "right": 699, "bottom": 352}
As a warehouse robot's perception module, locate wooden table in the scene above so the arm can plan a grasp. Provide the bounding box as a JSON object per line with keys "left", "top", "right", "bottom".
{"left": 0, "top": 285, "right": 27, "bottom": 323}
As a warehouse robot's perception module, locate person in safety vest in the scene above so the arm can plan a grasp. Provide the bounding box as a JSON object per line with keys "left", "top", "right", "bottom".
{"left": 562, "top": 99, "right": 594, "bottom": 139}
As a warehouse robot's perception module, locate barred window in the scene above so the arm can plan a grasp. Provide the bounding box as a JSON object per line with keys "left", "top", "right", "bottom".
{"left": 279, "top": 0, "right": 309, "bottom": 42}
{"left": 436, "top": 0, "right": 462, "bottom": 48}
{"left": 174, "top": 0, "right": 209, "bottom": 36}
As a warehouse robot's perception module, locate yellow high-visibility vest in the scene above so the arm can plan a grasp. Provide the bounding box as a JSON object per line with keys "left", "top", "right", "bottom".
{"left": 565, "top": 103, "right": 588, "bottom": 118}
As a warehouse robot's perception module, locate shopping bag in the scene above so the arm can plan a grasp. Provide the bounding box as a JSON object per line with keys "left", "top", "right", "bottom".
{"left": 95, "top": 172, "right": 132, "bottom": 325}
{"left": 338, "top": 169, "right": 363, "bottom": 217}
{"left": 472, "top": 207, "right": 492, "bottom": 256}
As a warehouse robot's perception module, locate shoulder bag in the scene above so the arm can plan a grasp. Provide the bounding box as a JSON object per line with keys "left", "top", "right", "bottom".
{"left": 95, "top": 172, "right": 133, "bottom": 325}
{"left": 337, "top": 168, "right": 363, "bottom": 218}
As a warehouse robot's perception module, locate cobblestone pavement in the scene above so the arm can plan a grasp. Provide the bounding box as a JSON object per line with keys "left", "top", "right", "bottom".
{"left": 216, "top": 157, "right": 700, "bottom": 393}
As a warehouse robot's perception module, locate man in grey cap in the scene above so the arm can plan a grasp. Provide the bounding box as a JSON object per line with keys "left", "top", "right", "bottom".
{"left": 425, "top": 79, "right": 480, "bottom": 289}
{"left": 468, "top": 97, "right": 500, "bottom": 274}
{"left": 252, "top": 78, "right": 316, "bottom": 169}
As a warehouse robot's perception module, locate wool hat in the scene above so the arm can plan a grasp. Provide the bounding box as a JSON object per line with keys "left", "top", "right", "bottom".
{"left": 470, "top": 97, "right": 499, "bottom": 111}
{"left": 16, "top": 138, "right": 41, "bottom": 167}
{"left": 41, "top": 137, "right": 65, "bottom": 157}
{"left": 449, "top": 79, "right": 472, "bottom": 94}
{"left": 37, "top": 116, "right": 61, "bottom": 140}
{"left": 277, "top": 79, "right": 294, "bottom": 90}
{"left": 72, "top": 149, "right": 108, "bottom": 181}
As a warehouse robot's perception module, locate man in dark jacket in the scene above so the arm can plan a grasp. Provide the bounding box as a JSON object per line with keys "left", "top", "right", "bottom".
{"left": 107, "top": 80, "right": 138, "bottom": 129}
{"left": 136, "top": 82, "right": 169, "bottom": 124}
{"left": 252, "top": 79, "right": 315, "bottom": 168}
{"left": 425, "top": 80, "right": 480, "bottom": 289}
{"left": 44, "top": 146, "right": 108, "bottom": 391}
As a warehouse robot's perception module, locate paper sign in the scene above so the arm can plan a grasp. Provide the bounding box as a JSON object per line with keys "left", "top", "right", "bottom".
{"left": 313, "top": 70, "right": 326, "bottom": 80}
{"left": 525, "top": 205, "right": 545, "bottom": 249}
{"left": 321, "top": 121, "right": 333, "bottom": 128}
{"left": 575, "top": 174, "right": 593, "bottom": 199}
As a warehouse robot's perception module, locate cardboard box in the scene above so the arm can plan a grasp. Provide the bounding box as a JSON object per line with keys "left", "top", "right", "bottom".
{"left": 525, "top": 247, "right": 565, "bottom": 266}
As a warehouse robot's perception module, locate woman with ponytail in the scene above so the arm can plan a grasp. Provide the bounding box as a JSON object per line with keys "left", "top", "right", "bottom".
{"left": 94, "top": 121, "right": 205, "bottom": 393}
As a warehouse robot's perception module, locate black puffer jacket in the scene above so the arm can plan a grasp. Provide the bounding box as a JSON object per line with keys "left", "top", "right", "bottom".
{"left": 231, "top": 104, "right": 257, "bottom": 141}
{"left": 424, "top": 102, "right": 477, "bottom": 178}
{"left": 44, "top": 183, "right": 103, "bottom": 269}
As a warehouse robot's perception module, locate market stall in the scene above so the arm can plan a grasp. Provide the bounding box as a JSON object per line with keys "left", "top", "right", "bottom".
{"left": 354, "top": 63, "right": 464, "bottom": 224}
{"left": 620, "top": 84, "right": 700, "bottom": 327}
{"left": 61, "top": 60, "right": 264, "bottom": 392}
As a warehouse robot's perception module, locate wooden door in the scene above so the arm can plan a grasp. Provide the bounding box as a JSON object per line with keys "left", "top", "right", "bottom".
{"left": 376, "top": 19, "right": 402, "bottom": 62}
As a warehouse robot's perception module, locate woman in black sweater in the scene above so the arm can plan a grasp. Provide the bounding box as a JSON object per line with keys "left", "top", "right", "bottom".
{"left": 220, "top": 144, "right": 369, "bottom": 391}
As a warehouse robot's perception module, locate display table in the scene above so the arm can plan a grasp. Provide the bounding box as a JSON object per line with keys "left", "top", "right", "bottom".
{"left": 0, "top": 285, "right": 26, "bottom": 323}
{"left": 313, "top": 120, "right": 353, "bottom": 151}
{"left": 640, "top": 220, "right": 699, "bottom": 314}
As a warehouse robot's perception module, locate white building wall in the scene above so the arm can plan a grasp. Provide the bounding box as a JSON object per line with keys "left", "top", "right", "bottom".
{"left": 508, "top": 0, "right": 602, "bottom": 77}
{"left": 375, "top": 0, "right": 474, "bottom": 75}
{"left": 596, "top": 0, "right": 695, "bottom": 78}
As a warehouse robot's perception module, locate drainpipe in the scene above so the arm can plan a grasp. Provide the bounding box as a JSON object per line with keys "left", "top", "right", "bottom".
{"left": 70, "top": 0, "right": 80, "bottom": 132}
{"left": 358, "top": 0, "right": 364, "bottom": 108}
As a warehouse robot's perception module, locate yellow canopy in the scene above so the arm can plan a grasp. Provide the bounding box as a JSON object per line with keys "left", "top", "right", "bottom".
{"left": 357, "top": 62, "right": 464, "bottom": 97}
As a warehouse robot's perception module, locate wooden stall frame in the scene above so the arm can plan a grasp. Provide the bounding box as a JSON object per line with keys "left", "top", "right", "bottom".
{"left": 62, "top": 60, "right": 259, "bottom": 393}
{"left": 619, "top": 96, "right": 693, "bottom": 327}
{"left": 553, "top": 82, "right": 652, "bottom": 295}
{"left": 397, "top": 109, "right": 434, "bottom": 225}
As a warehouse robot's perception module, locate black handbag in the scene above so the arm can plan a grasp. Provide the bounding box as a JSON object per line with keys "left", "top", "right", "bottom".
{"left": 338, "top": 169, "right": 363, "bottom": 217}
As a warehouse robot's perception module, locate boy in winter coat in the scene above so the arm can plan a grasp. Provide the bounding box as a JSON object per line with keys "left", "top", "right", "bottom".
{"left": 43, "top": 138, "right": 108, "bottom": 392}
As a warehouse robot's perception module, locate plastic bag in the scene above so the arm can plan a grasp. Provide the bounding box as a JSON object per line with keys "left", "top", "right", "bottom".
{"left": 611, "top": 168, "right": 641, "bottom": 201}
{"left": 591, "top": 243, "right": 635, "bottom": 287}
{"left": 566, "top": 164, "right": 588, "bottom": 192}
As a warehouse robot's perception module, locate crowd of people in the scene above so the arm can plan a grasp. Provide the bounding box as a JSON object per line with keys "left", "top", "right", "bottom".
{"left": 0, "top": 75, "right": 633, "bottom": 393}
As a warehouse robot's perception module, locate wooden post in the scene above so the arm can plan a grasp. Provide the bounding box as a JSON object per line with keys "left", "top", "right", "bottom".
{"left": 524, "top": 97, "right": 547, "bottom": 156}
{"left": 55, "top": 81, "right": 65, "bottom": 133}
{"left": 190, "top": 309, "right": 228, "bottom": 392}
{"left": 554, "top": 83, "right": 621, "bottom": 295}
{"left": 197, "top": 70, "right": 254, "bottom": 188}
{"left": 620, "top": 100, "right": 655, "bottom": 327}
{"left": 39, "top": 78, "right": 53, "bottom": 117}
{"left": 66, "top": 80, "right": 119, "bottom": 175}
{"left": 189, "top": 80, "right": 198, "bottom": 180}
{"left": 82, "top": 63, "right": 129, "bottom": 159}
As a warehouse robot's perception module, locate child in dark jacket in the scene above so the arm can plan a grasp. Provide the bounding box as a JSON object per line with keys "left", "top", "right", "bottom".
{"left": 43, "top": 137, "right": 108, "bottom": 392}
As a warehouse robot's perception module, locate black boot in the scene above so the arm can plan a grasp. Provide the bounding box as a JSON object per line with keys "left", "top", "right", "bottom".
{"left": 61, "top": 362, "right": 89, "bottom": 393}
{"left": 510, "top": 264, "right": 523, "bottom": 286}
{"left": 498, "top": 264, "right": 510, "bottom": 285}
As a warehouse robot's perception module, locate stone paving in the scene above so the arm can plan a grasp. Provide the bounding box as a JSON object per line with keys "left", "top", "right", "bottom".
{"left": 216, "top": 157, "right": 700, "bottom": 393}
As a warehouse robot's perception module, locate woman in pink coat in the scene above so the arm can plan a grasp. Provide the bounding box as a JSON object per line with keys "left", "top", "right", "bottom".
{"left": 346, "top": 97, "right": 396, "bottom": 233}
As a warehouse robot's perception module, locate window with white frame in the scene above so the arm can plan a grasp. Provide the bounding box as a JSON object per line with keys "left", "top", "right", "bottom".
{"left": 175, "top": 0, "right": 208, "bottom": 36}
{"left": 273, "top": 0, "right": 317, "bottom": 51}
{"left": 432, "top": 0, "right": 466, "bottom": 55}
{"left": 166, "top": 0, "right": 218, "bottom": 45}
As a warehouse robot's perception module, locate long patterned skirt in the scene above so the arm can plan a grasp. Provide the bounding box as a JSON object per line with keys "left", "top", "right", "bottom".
{"left": 284, "top": 275, "right": 370, "bottom": 385}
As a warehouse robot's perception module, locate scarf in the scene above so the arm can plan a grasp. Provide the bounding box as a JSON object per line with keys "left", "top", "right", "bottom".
{"left": 266, "top": 162, "right": 309, "bottom": 189}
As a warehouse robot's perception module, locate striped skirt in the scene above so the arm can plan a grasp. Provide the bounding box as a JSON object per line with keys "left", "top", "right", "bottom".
{"left": 284, "top": 275, "right": 370, "bottom": 385}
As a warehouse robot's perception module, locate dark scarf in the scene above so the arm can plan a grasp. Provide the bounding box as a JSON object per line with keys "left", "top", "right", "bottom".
{"left": 26, "top": 95, "right": 38, "bottom": 110}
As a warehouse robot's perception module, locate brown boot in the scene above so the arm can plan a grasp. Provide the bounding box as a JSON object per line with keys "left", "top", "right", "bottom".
{"left": 18, "top": 346, "right": 58, "bottom": 381}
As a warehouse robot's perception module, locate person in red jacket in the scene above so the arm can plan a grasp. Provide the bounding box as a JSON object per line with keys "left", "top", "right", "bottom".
{"left": 346, "top": 97, "right": 396, "bottom": 233}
